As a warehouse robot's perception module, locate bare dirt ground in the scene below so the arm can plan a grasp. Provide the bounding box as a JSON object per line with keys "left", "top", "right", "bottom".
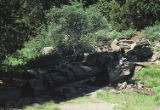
{"left": 59, "top": 101, "right": 115, "bottom": 110}
{"left": 131, "top": 31, "right": 144, "bottom": 42}
{"left": 155, "top": 107, "right": 160, "bottom": 110}
{"left": 59, "top": 90, "right": 116, "bottom": 110}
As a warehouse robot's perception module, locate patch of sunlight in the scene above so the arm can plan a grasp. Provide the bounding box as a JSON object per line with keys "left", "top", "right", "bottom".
{"left": 97, "top": 90, "right": 157, "bottom": 110}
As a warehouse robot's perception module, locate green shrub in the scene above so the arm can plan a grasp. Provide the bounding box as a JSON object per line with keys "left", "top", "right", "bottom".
{"left": 142, "top": 24, "right": 160, "bottom": 41}
{"left": 46, "top": 2, "right": 108, "bottom": 53}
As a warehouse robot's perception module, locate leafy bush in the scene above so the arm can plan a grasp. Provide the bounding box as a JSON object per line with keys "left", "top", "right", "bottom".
{"left": 142, "top": 24, "right": 160, "bottom": 41}
{"left": 97, "top": 0, "right": 160, "bottom": 31}
{"left": 46, "top": 2, "right": 108, "bottom": 53}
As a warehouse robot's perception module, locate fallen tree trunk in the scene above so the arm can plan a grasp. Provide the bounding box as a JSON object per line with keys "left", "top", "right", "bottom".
{"left": 20, "top": 40, "right": 153, "bottom": 96}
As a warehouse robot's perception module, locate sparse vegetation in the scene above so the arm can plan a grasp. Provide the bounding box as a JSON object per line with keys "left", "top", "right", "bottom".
{"left": 97, "top": 91, "right": 157, "bottom": 110}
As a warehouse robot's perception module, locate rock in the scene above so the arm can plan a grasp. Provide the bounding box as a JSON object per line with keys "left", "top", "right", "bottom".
{"left": 96, "top": 48, "right": 102, "bottom": 52}
{"left": 156, "top": 60, "right": 160, "bottom": 63}
{"left": 40, "top": 46, "right": 54, "bottom": 55}
{"left": 118, "top": 82, "right": 127, "bottom": 89}
{"left": 111, "top": 39, "right": 121, "bottom": 51}
{"left": 137, "top": 83, "right": 144, "bottom": 89}
{"left": 126, "top": 84, "right": 132, "bottom": 89}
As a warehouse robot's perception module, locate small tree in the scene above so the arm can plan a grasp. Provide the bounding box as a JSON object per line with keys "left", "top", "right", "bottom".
{"left": 46, "top": 1, "right": 108, "bottom": 53}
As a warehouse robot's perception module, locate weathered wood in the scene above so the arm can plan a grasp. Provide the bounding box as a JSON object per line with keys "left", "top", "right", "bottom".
{"left": 118, "top": 40, "right": 134, "bottom": 44}
{"left": 132, "top": 62, "right": 155, "bottom": 67}
{"left": 136, "top": 40, "right": 151, "bottom": 47}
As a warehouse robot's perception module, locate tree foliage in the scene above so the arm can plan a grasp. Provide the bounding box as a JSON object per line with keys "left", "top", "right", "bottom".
{"left": 0, "top": 0, "right": 44, "bottom": 61}
{"left": 97, "top": 0, "right": 160, "bottom": 31}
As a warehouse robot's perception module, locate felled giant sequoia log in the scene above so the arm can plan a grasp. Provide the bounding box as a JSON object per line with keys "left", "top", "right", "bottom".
{"left": 21, "top": 40, "right": 153, "bottom": 96}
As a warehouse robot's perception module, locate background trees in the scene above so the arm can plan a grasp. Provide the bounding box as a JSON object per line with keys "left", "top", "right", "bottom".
{"left": 97, "top": 0, "right": 160, "bottom": 31}
{"left": 0, "top": 0, "right": 44, "bottom": 62}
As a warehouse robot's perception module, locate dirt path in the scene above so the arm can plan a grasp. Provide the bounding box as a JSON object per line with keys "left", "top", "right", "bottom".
{"left": 59, "top": 90, "right": 116, "bottom": 110}
{"left": 131, "top": 31, "right": 144, "bottom": 42}
{"left": 59, "top": 101, "right": 115, "bottom": 110}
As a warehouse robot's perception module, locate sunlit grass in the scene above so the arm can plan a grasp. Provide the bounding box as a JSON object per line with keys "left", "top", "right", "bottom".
{"left": 135, "top": 64, "right": 160, "bottom": 88}
{"left": 97, "top": 91, "right": 157, "bottom": 110}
